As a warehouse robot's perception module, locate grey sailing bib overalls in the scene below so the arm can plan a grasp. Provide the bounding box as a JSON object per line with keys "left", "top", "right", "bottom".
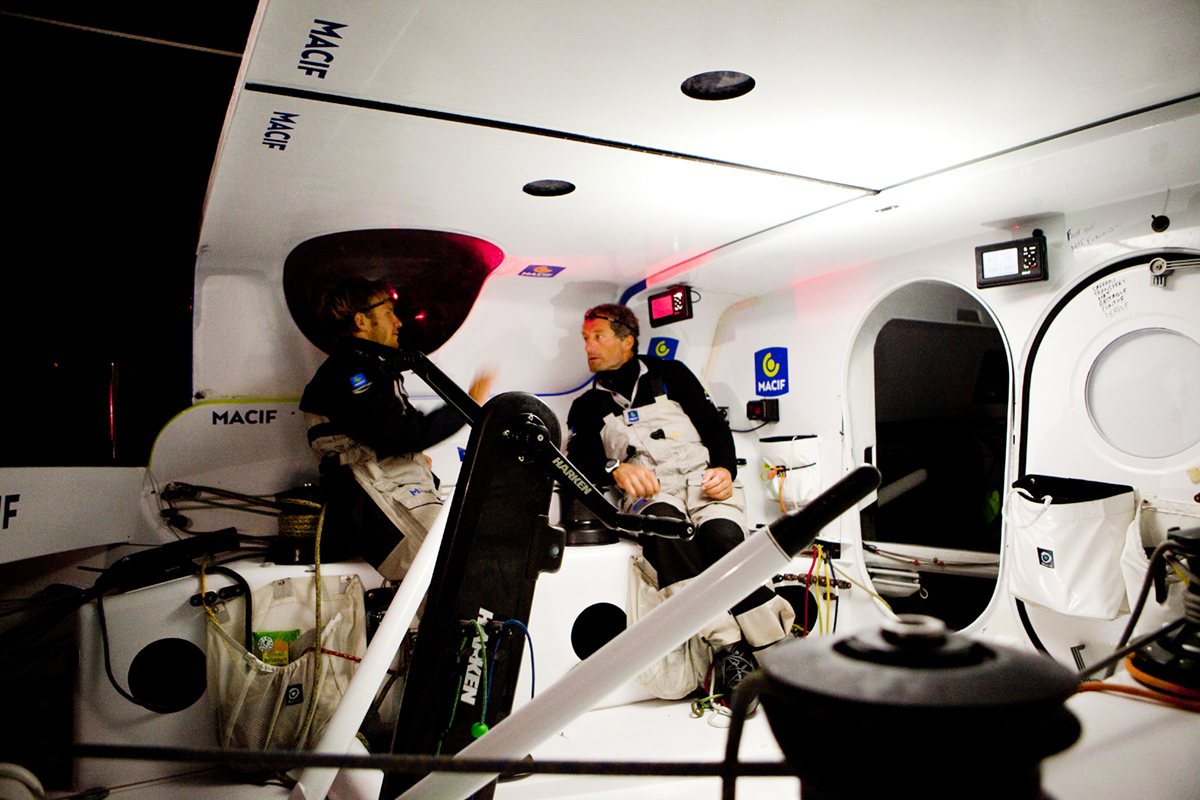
{"left": 305, "top": 377, "right": 442, "bottom": 580}
{"left": 596, "top": 365, "right": 745, "bottom": 530}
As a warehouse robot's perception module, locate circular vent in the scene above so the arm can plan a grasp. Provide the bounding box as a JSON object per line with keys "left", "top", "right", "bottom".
{"left": 523, "top": 179, "right": 576, "bottom": 197}
{"left": 681, "top": 71, "right": 755, "bottom": 101}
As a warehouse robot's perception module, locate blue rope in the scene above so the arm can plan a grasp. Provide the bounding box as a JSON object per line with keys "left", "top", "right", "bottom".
{"left": 484, "top": 619, "right": 536, "bottom": 713}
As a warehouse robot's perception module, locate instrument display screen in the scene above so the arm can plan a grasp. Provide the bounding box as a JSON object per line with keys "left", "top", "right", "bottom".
{"left": 976, "top": 235, "right": 1047, "bottom": 288}
{"left": 648, "top": 284, "right": 693, "bottom": 327}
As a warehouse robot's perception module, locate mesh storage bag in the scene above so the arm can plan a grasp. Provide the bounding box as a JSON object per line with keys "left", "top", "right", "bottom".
{"left": 206, "top": 573, "right": 367, "bottom": 750}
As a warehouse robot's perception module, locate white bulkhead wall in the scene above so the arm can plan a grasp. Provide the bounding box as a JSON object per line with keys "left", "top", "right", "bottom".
{"left": 192, "top": 258, "right": 328, "bottom": 401}
{"left": 679, "top": 182, "right": 1200, "bottom": 638}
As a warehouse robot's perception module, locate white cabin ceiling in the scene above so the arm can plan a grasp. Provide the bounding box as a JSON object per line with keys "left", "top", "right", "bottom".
{"left": 200, "top": 0, "right": 1200, "bottom": 295}
{"left": 244, "top": 0, "right": 1199, "bottom": 190}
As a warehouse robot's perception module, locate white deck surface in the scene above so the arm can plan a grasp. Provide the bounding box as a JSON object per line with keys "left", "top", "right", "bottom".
{"left": 86, "top": 698, "right": 796, "bottom": 800}
{"left": 78, "top": 676, "right": 1200, "bottom": 800}
{"left": 494, "top": 699, "right": 796, "bottom": 800}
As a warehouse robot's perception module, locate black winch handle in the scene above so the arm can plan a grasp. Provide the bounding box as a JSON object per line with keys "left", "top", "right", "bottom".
{"left": 382, "top": 350, "right": 482, "bottom": 425}
{"left": 381, "top": 354, "right": 696, "bottom": 541}
{"left": 767, "top": 465, "right": 881, "bottom": 557}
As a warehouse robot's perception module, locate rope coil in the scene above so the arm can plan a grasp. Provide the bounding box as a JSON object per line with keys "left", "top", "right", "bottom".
{"left": 277, "top": 497, "right": 322, "bottom": 538}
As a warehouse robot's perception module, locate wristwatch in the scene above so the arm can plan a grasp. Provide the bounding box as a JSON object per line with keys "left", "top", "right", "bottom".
{"left": 604, "top": 458, "right": 621, "bottom": 474}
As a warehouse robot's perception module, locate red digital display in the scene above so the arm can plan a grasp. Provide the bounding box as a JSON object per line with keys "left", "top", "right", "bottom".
{"left": 650, "top": 294, "right": 676, "bottom": 319}
{"left": 647, "top": 285, "right": 692, "bottom": 327}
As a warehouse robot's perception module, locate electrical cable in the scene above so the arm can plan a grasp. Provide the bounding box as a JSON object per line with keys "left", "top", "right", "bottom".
{"left": 85, "top": 532, "right": 248, "bottom": 714}
{"left": 802, "top": 550, "right": 817, "bottom": 636}
{"left": 0, "top": 585, "right": 87, "bottom": 615}
{"left": 168, "top": 522, "right": 277, "bottom": 545}
{"left": 171, "top": 497, "right": 281, "bottom": 518}
{"left": 690, "top": 690, "right": 723, "bottom": 718}
{"left": 96, "top": 588, "right": 155, "bottom": 711}
{"left": 815, "top": 545, "right": 825, "bottom": 634}
{"left": 707, "top": 704, "right": 732, "bottom": 728}
{"left": 862, "top": 542, "right": 999, "bottom": 568}
{"left": 469, "top": 619, "right": 490, "bottom": 737}
{"left": 506, "top": 619, "right": 535, "bottom": 698}
{"left": 820, "top": 543, "right": 842, "bottom": 633}
{"left": 1077, "top": 617, "right": 1188, "bottom": 683}
{"left": 0, "top": 586, "right": 93, "bottom": 654}
{"left": 758, "top": 465, "right": 787, "bottom": 515}
{"left": 160, "top": 480, "right": 325, "bottom": 547}
{"left": 145, "top": 469, "right": 184, "bottom": 542}
{"left": 435, "top": 639, "right": 469, "bottom": 756}
{"left": 201, "top": 564, "right": 253, "bottom": 653}
{"left": 831, "top": 572, "right": 841, "bottom": 633}
{"left": 95, "top": 538, "right": 239, "bottom": 711}
{"left": 813, "top": 546, "right": 826, "bottom": 635}
{"left": 485, "top": 626, "right": 503, "bottom": 713}
{"left": 826, "top": 559, "right": 893, "bottom": 613}
{"left": 1076, "top": 679, "right": 1200, "bottom": 713}
{"left": 162, "top": 482, "right": 294, "bottom": 513}
{"left": 484, "top": 620, "right": 536, "bottom": 712}
{"left": 701, "top": 655, "right": 717, "bottom": 704}
{"left": 364, "top": 631, "right": 414, "bottom": 732}
{"left": 1016, "top": 598, "right": 1050, "bottom": 655}
{"left": 1124, "top": 651, "right": 1200, "bottom": 701}
{"left": 760, "top": 463, "right": 818, "bottom": 513}
{"left": 1104, "top": 540, "right": 1175, "bottom": 678}
{"left": 821, "top": 545, "right": 832, "bottom": 634}
{"left": 209, "top": 548, "right": 270, "bottom": 566}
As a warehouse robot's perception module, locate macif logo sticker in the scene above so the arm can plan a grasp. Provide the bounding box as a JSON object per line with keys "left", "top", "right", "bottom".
{"left": 519, "top": 265, "right": 565, "bottom": 278}
{"left": 648, "top": 337, "right": 678, "bottom": 360}
{"left": 755, "top": 348, "right": 788, "bottom": 396}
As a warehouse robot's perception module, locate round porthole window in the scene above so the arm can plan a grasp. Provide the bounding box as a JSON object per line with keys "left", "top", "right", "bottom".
{"left": 1086, "top": 327, "right": 1200, "bottom": 458}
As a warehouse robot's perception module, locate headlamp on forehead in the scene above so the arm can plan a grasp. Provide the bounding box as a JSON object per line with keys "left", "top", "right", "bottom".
{"left": 584, "top": 304, "right": 639, "bottom": 343}
{"left": 361, "top": 288, "right": 399, "bottom": 314}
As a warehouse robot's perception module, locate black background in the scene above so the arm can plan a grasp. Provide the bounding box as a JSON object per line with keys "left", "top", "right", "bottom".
{"left": 2, "top": 3, "right": 258, "bottom": 465}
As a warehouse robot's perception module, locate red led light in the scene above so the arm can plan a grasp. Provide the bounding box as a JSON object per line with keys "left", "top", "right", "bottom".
{"left": 650, "top": 294, "right": 675, "bottom": 320}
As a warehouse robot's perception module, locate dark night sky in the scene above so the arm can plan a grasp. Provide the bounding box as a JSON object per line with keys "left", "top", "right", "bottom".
{"left": 2, "top": 4, "right": 258, "bottom": 465}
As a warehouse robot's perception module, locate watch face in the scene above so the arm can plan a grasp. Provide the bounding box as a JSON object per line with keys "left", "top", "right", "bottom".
{"left": 605, "top": 459, "right": 619, "bottom": 473}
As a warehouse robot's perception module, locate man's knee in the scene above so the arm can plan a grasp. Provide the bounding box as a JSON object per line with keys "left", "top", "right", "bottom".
{"left": 695, "top": 517, "right": 744, "bottom": 560}
{"left": 641, "top": 501, "right": 686, "bottom": 520}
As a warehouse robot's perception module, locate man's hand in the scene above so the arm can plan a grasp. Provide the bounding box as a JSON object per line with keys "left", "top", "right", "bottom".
{"left": 700, "top": 467, "right": 733, "bottom": 501}
{"left": 613, "top": 463, "right": 660, "bottom": 499}
{"left": 467, "top": 369, "right": 496, "bottom": 405}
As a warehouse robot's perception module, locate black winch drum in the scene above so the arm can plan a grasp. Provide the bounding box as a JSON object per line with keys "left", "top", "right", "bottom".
{"left": 757, "top": 615, "right": 1081, "bottom": 800}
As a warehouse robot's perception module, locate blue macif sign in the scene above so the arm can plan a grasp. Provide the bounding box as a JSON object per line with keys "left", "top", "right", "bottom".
{"left": 518, "top": 265, "right": 565, "bottom": 278}
{"left": 648, "top": 337, "right": 679, "bottom": 360}
{"left": 755, "top": 347, "right": 789, "bottom": 396}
